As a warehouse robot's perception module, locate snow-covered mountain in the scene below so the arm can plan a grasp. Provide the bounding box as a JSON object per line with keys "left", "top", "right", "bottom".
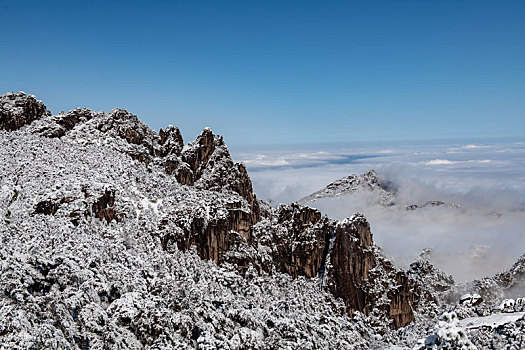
{"left": 299, "top": 170, "right": 461, "bottom": 211}
{"left": 0, "top": 92, "right": 523, "bottom": 349}
{"left": 299, "top": 170, "right": 396, "bottom": 207}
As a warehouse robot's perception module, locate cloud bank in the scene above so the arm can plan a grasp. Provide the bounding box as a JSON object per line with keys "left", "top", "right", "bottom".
{"left": 234, "top": 139, "right": 525, "bottom": 281}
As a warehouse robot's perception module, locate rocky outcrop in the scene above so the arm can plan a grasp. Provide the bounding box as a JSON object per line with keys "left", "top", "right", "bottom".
{"left": 321, "top": 214, "right": 420, "bottom": 328}
{"left": 268, "top": 204, "right": 332, "bottom": 278}
{"left": 33, "top": 196, "right": 76, "bottom": 216}
{"left": 31, "top": 104, "right": 262, "bottom": 225}
{"left": 495, "top": 253, "right": 525, "bottom": 290}
{"left": 408, "top": 249, "right": 455, "bottom": 294}
{"left": 181, "top": 127, "right": 216, "bottom": 182}
{"left": 159, "top": 125, "right": 185, "bottom": 176}
{"left": 31, "top": 185, "right": 124, "bottom": 225}
{"left": 386, "top": 272, "right": 419, "bottom": 328}
{"left": 158, "top": 198, "right": 420, "bottom": 328}
{"left": 91, "top": 188, "right": 122, "bottom": 224}
{"left": 0, "top": 92, "right": 50, "bottom": 131}
{"left": 37, "top": 108, "right": 97, "bottom": 138}
{"left": 159, "top": 199, "right": 254, "bottom": 267}
{"left": 325, "top": 216, "right": 375, "bottom": 315}
{"left": 466, "top": 253, "right": 525, "bottom": 303}
{"left": 182, "top": 128, "right": 261, "bottom": 224}
{"left": 253, "top": 205, "right": 419, "bottom": 328}
{"left": 0, "top": 91, "right": 261, "bottom": 227}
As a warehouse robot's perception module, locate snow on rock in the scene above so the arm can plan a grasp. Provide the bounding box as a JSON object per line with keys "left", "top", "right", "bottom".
{"left": 499, "top": 299, "right": 516, "bottom": 312}
{"left": 459, "top": 253, "right": 525, "bottom": 306}
{"left": 405, "top": 200, "right": 461, "bottom": 211}
{"left": 459, "top": 312, "right": 525, "bottom": 330}
{"left": 408, "top": 248, "right": 455, "bottom": 298}
{"left": 412, "top": 311, "right": 477, "bottom": 350}
{"left": 3, "top": 91, "right": 523, "bottom": 349}
{"left": 460, "top": 294, "right": 483, "bottom": 307}
{"left": 299, "top": 170, "right": 462, "bottom": 211}
{"left": 299, "top": 170, "right": 396, "bottom": 207}
{"left": 0, "top": 92, "right": 50, "bottom": 131}
{"left": 0, "top": 92, "right": 424, "bottom": 349}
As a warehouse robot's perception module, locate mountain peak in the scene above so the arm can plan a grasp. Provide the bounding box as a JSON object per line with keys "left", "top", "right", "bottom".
{"left": 299, "top": 169, "right": 395, "bottom": 206}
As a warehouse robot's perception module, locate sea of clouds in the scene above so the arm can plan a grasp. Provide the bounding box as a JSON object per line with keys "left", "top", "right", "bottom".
{"left": 233, "top": 139, "right": 525, "bottom": 281}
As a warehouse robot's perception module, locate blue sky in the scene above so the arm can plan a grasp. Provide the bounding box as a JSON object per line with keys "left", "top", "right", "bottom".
{"left": 1, "top": 0, "right": 524, "bottom": 147}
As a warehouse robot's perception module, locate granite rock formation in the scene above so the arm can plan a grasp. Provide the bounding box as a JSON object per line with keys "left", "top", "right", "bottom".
{"left": 0, "top": 92, "right": 50, "bottom": 131}
{"left": 253, "top": 204, "right": 420, "bottom": 328}
{"left": 0, "top": 92, "right": 426, "bottom": 349}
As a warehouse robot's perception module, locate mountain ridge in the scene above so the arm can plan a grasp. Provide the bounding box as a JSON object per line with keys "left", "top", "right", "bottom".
{"left": 299, "top": 169, "right": 396, "bottom": 207}
{"left": 299, "top": 169, "right": 462, "bottom": 211}
{"left": 2, "top": 92, "right": 523, "bottom": 349}
{"left": 0, "top": 92, "right": 422, "bottom": 348}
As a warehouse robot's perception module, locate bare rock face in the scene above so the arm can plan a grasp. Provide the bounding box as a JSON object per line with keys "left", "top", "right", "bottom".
{"left": 386, "top": 271, "right": 419, "bottom": 328}
{"left": 325, "top": 216, "right": 376, "bottom": 316}
{"left": 91, "top": 187, "right": 121, "bottom": 224}
{"left": 270, "top": 203, "right": 332, "bottom": 278}
{"left": 159, "top": 198, "right": 253, "bottom": 267}
{"left": 34, "top": 199, "right": 64, "bottom": 215}
{"left": 31, "top": 184, "right": 124, "bottom": 226}
{"left": 181, "top": 127, "right": 216, "bottom": 181}
{"left": 321, "top": 214, "right": 420, "bottom": 328}
{"left": 254, "top": 205, "right": 419, "bottom": 328}
{"left": 0, "top": 92, "right": 50, "bottom": 130}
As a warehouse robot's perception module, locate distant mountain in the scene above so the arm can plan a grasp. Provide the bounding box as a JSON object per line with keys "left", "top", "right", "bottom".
{"left": 300, "top": 170, "right": 462, "bottom": 211}
{"left": 299, "top": 169, "right": 396, "bottom": 207}
{"left": 405, "top": 200, "right": 462, "bottom": 211}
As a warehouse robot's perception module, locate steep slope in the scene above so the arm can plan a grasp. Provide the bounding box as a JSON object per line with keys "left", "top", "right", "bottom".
{"left": 0, "top": 92, "right": 422, "bottom": 349}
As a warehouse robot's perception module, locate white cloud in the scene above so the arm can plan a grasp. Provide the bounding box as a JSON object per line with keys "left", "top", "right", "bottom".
{"left": 425, "top": 159, "right": 456, "bottom": 165}
{"left": 233, "top": 139, "right": 525, "bottom": 281}
{"left": 423, "top": 159, "right": 493, "bottom": 166}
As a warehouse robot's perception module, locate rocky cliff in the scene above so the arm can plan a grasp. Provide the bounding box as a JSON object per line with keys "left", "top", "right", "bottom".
{"left": 0, "top": 92, "right": 422, "bottom": 348}
{"left": 252, "top": 205, "right": 421, "bottom": 328}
